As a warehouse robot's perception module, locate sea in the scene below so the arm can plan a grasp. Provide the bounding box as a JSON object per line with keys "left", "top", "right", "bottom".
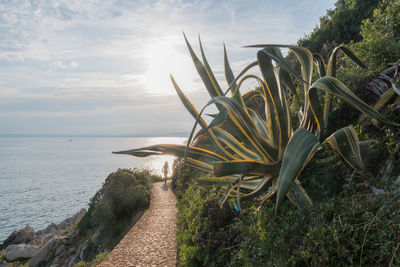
{"left": 0, "top": 136, "right": 186, "bottom": 241}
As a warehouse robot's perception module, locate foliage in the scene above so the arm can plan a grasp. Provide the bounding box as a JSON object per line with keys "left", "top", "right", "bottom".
{"left": 298, "top": 0, "right": 382, "bottom": 53}
{"left": 115, "top": 35, "right": 398, "bottom": 213}
{"left": 176, "top": 181, "right": 237, "bottom": 266}
{"left": 176, "top": 173, "right": 400, "bottom": 266}
{"left": 149, "top": 173, "right": 164, "bottom": 183}
{"left": 351, "top": 0, "right": 400, "bottom": 72}
{"left": 73, "top": 252, "right": 109, "bottom": 267}
{"left": 78, "top": 168, "right": 151, "bottom": 257}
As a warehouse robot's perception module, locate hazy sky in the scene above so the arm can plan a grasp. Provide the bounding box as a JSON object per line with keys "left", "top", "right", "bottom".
{"left": 0, "top": 0, "right": 336, "bottom": 136}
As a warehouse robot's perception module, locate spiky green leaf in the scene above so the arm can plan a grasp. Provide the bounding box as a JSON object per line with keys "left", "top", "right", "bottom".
{"left": 275, "top": 128, "right": 321, "bottom": 213}
{"left": 326, "top": 126, "right": 365, "bottom": 171}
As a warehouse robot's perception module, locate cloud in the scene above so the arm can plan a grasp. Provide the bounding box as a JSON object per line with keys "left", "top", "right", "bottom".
{"left": 70, "top": 61, "right": 80, "bottom": 68}
{"left": 0, "top": 0, "right": 336, "bottom": 136}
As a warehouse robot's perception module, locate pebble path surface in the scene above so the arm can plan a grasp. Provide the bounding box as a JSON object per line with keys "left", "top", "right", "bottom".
{"left": 99, "top": 182, "right": 177, "bottom": 267}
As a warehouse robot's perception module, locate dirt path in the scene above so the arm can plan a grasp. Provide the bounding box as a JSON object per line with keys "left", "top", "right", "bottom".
{"left": 99, "top": 182, "right": 177, "bottom": 267}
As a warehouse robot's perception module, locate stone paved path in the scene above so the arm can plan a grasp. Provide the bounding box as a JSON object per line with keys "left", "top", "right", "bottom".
{"left": 99, "top": 182, "right": 177, "bottom": 267}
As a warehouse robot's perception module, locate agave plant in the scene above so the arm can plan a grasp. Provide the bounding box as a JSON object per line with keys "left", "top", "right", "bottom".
{"left": 115, "top": 35, "right": 399, "bottom": 213}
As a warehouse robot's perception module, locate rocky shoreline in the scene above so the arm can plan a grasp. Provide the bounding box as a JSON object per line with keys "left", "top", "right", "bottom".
{"left": 0, "top": 209, "right": 87, "bottom": 267}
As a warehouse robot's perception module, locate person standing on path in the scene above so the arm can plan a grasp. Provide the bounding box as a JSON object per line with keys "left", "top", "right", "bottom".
{"left": 162, "top": 161, "right": 169, "bottom": 184}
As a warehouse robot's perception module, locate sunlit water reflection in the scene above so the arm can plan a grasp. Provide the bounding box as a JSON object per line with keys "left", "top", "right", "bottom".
{"left": 0, "top": 137, "right": 185, "bottom": 241}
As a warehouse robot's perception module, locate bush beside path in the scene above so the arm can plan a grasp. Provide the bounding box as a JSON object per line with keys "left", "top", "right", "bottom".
{"left": 99, "top": 182, "right": 177, "bottom": 266}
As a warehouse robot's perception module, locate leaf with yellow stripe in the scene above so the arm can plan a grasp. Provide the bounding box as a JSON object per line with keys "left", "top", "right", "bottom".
{"left": 308, "top": 76, "right": 400, "bottom": 140}
{"left": 326, "top": 126, "right": 365, "bottom": 171}
{"left": 213, "top": 160, "right": 280, "bottom": 177}
{"left": 183, "top": 33, "right": 223, "bottom": 99}
{"left": 327, "top": 45, "right": 366, "bottom": 77}
{"left": 275, "top": 128, "right": 321, "bottom": 213}
{"left": 286, "top": 179, "right": 313, "bottom": 212}
{"left": 113, "top": 144, "right": 226, "bottom": 162}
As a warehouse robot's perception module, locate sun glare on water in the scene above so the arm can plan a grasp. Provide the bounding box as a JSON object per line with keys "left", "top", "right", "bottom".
{"left": 142, "top": 36, "right": 196, "bottom": 95}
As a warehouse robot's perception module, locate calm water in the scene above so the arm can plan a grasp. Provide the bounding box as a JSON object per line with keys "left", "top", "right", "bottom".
{"left": 0, "top": 137, "right": 185, "bottom": 241}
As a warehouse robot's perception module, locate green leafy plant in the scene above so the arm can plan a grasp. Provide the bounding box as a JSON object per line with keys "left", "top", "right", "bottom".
{"left": 78, "top": 169, "right": 152, "bottom": 257}
{"left": 115, "top": 35, "right": 399, "bottom": 213}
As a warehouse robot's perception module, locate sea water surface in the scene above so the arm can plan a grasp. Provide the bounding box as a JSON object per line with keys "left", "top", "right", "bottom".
{"left": 0, "top": 136, "right": 185, "bottom": 241}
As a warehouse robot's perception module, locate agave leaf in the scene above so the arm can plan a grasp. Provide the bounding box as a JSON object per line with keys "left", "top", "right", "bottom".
{"left": 213, "top": 160, "right": 280, "bottom": 177}
{"left": 236, "top": 174, "right": 245, "bottom": 212}
{"left": 199, "top": 175, "right": 268, "bottom": 191}
{"left": 286, "top": 179, "right": 313, "bottom": 211}
{"left": 324, "top": 46, "right": 366, "bottom": 135}
{"left": 327, "top": 45, "right": 366, "bottom": 77}
{"left": 240, "top": 76, "right": 280, "bottom": 148}
{"left": 313, "top": 53, "right": 326, "bottom": 77}
{"left": 309, "top": 77, "right": 400, "bottom": 139}
{"left": 230, "top": 176, "right": 272, "bottom": 198}
{"left": 242, "top": 89, "right": 262, "bottom": 103}
{"left": 258, "top": 50, "right": 291, "bottom": 157}
{"left": 224, "top": 43, "right": 240, "bottom": 103}
{"left": 249, "top": 44, "right": 314, "bottom": 135}
{"left": 232, "top": 74, "right": 264, "bottom": 109}
{"left": 248, "top": 46, "right": 306, "bottom": 84}
{"left": 223, "top": 61, "right": 258, "bottom": 95}
{"left": 247, "top": 44, "right": 313, "bottom": 91}
{"left": 192, "top": 96, "right": 278, "bottom": 161}
{"left": 212, "top": 127, "right": 260, "bottom": 160}
{"left": 183, "top": 33, "right": 223, "bottom": 100}
{"left": 170, "top": 75, "right": 237, "bottom": 159}
{"left": 205, "top": 108, "right": 228, "bottom": 130}
{"left": 247, "top": 108, "right": 270, "bottom": 140}
{"left": 218, "top": 183, "right": 236, "bottom": 208}
{"left": 259, "top": 176, "right": 278, "bottom": 205}
{"left": 185, "top": 157, "right": 214, "bottom": 173}
{"left": 279, "top": 67, "right": 296, "bottom": 95}
{"left": 199, "top": 36, "right": 224, "bottom": 97}
{"left": 275, "top": 128, "right": 321, "bottom": 213}
{"left": 113, "top": 144, "right": 227, "bottom": 162}
{"left": 326, "top": 126, "right": 365, "bottom": 171}
{"left": 170, "top": 75, "right": 208, "bottom": 130}
{"left": 357, "top": 89, "right": 396, "bottom": 123}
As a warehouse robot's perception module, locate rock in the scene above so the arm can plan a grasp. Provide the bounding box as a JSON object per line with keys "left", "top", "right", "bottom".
{"left": 40, "top": 234, "right": 55, "bottom": 248}
{"left": 5, "top": 244, "right": 39, "bottom": 262}
{"left": 1, "top": 226, "right": 35, "bottom": 249}
{"left": 50, "top": 247, "right": 75, "bottom": 267}
{"left": 36, "top": 223, "right": 57, "bottom": 236}
{"left": 28, "top": 237, "right": 58, "bottom": 267}
{"left": 55, "top": 244, "right": 65, "bottom": 257}
{"left": 35, "top": 209, "right": 86, "bottom": 238}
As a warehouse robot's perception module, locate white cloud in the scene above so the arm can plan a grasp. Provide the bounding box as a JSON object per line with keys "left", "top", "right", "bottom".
{"left": 70, "top": 61, "right": 80, "bottom": 68}
{"left": 0, "top": 0, "right": 336, "bottom": 136}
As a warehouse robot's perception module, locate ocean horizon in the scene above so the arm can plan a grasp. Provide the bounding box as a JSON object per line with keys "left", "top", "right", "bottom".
{"left": 0, "top": 136, "right": 186, "bottom": 241}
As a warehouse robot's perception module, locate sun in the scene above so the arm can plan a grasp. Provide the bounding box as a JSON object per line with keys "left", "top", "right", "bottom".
{"left": 142, "top": 35, "right": 196, "bottom": 95}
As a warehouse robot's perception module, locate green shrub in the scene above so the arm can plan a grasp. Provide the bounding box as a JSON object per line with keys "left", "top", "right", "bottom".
{"left": 78, "top": 168, "right": 152, "bottom": 258}
{"left": 176, "top": 181, "right": 238, "bottom": 266}
{"left": 298, "top": 0, "right": 382, "bottom": 53}
{"left": 353, "top": 0, "right": 400, "bottom": 72}
{"left": 176, "top": 173, "right": 400, "bottom": 266}
{"left": 149, "top": 173, "right": 164, "bottom": 183}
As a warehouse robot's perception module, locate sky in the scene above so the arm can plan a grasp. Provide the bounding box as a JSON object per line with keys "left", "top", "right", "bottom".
{"left": 0, "top": 0, "right": 336, "bottom": 137}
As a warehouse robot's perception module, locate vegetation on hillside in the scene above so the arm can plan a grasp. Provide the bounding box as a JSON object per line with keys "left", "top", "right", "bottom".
{"left": 170, "top": 0, "right": 400, "bottom": 265}
{"left": 112, "top": 0, "right": 400, "bottom": 265}
{"left": 298, "top": 0, "right": 382, "bottom": 53}
{"left": 77, "top": 168, "right": 152, "bottom": 261}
